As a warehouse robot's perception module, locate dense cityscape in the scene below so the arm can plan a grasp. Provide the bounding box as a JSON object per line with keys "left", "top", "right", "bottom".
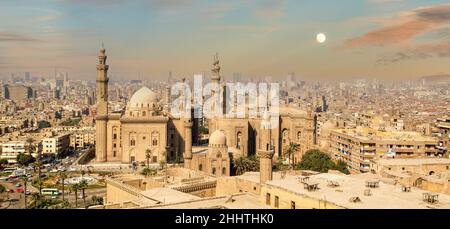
{"left": 1, "top": 48, "right": 449, "bottom": 209}
{"left": 0, "top": 0, "right": 449, "bottom": 213}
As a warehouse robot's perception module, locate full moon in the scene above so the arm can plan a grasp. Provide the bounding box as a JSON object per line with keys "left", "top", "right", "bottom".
{"left": 316, "top": 33, "right": 326, "bottom": 43}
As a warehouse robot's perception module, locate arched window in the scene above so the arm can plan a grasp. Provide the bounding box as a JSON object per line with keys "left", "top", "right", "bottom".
{"left": 282, "top": 129, "right": 289, "bottom": 144}
{"left": 236, "top": 132, "right": 242, "bottom": 149}
{"left": 152, "top": 131, "right": 159, "bottom": 146}
{"left": 297, "top": 131, "right": 301, "bottom": 140}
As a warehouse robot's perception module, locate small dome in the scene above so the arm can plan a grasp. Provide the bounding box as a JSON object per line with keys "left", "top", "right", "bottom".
{"left": 129, "top": 87, "right": 158, "bottom": 108}
{"left": 209, "top": 130, "right": 227, "bottom": 146}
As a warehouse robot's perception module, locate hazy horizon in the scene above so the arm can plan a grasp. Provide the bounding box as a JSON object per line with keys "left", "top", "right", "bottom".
{"left": 0, "top": 0, "right": 449, "bottom": 81}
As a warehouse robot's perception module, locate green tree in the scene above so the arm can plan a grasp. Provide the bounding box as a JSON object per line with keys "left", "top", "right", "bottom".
{"left": 30, "top": 192, "right": 42, "bottom": 208}
{"left": 140, "top": 168, "right": 157, "bottom": 177}
{"left": 60, "top": 118, "right": 81, "bottom": 126}
{"left": 232, "top": 155, "right": 259, "bottom": 175}
{"left": 283, "top": 143, "right": 300, "bottom": 168}
{"left": 32, "top": 177, "right": 44, "bottom": 194}
{"left": 58, "top": 172, "right": 68, "bottom": 201}
{"left": 38, "top": 120, "right": 51, "bottom": 129}
{"left": 70, "top": 183, "right": 80, "bottom": 208}
{"left": 145, "top": 149, "right": 151, "bottom": 168}
{"left": 0, "top": 158, "right": 8, "bottom": 169}
{"left": 296, "top": 149, "right": 350, "bottom": 174}
{"left": 0, "top": 184, "right": 5, "bottom": 193}
{"left": 334, "top": 160, "right": 350, "bottom": 175}
{"left": 78, "top": 180, "right": 88, "bottom": 208}
{"left": 16, "top": 153, "right": 35, "bottom": 166}
{"left": 25, "top": 137, "right": 36, "bottom": 155}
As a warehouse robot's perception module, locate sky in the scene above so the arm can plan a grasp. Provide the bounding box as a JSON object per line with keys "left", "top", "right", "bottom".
{"left": 0, "top": 0, "right": 449, "bottom": 81}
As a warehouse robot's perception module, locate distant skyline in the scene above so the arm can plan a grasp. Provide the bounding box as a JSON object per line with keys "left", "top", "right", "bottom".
{"left": 0, "top": 0, "right": 449, "bottom": 81}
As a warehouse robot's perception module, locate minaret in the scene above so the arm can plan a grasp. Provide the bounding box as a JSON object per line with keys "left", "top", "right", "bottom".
{"left": 95, "top": 46, "right": 109, "bottom": 162}
{"left": 183, "top": 117, "right": 193, "bottom": 169}
{"left": 211, "top": 53, "right": 226, "bottom": 115}
{"left": 258, "top": 110, "right": 274, "bottom": 184}
{"left": 211, "top": 53, "right": 221, "bottom": 84}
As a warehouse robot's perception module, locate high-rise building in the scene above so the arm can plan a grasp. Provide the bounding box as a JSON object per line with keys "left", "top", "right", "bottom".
{"left": 3, "top": 85, "right": 33, "bottom": 101}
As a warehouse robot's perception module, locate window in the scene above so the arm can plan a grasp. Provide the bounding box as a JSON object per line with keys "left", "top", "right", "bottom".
{"left": 152, "top": 156, "right": 157, "bottom": 163}
{"left": 113, "top": 143, "right": 116, "bottom": 148}
{"left": 113, "top": 151, "right": 116, "bottom": 157}
{"left": 236, "top": 132, "right": 242, "bottom": 149}
{"left": 199, "top": 164, "right": 203, "bottom": 171}
{"left": 222, "top": 167, "right": 226, "bottom": 175}
{"left": 275, "top": 196, "right": 279, "bottom": 208}
{"left": 113, "top": 134, "right": 117, "bottom": 139}
{"left": 212, "top": 168, "right": 216, "bottom": 175}
{"left": 266, "top": 193, "right": 271, "bottom": 205}
{"left": 130, "top": 139, "right": 135, "bottom": 146}
{"left": 152, "top": 132, "right": 159, "bottom": 146}
{"left": 291, "top": 201, "right": 296, "bottom": 209}
{"left": 142, "top": 111, "right": 146, "bottom": 117}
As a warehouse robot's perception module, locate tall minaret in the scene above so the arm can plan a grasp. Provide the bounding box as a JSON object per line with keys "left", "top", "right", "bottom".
{"left": 183, "top": 117, "right": 193, "bottom": 169}
{"left": 211, "top": 53, "right": 221, "bottom": 84}
{"left": 211, "top": 53, "right": 227, "bottom": 115}
{"left": 95, "top": 46, "right": 109, "bottom": 162}
{"left": 258, "top": 111, "right": 274, "bottom": 184}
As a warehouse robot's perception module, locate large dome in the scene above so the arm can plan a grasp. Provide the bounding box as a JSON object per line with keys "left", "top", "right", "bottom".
{"left": 209, "top": 130, "right": 227, "bottom": 147}
{"left": 128, "top": 87, "right": 158, "bottom": 108}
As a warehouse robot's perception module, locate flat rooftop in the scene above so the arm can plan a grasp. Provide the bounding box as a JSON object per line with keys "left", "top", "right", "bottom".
{"left": 332, "top": 127, "right": 437, "bottom": 142}
{"left": 140, "top": 187, "right": 200, "bottom": 204}
{"left": 139, "top": 193, "right": 269, "bottom": 209}
{"left": 257, "top": 172, "right": 450, "bottom": 209}
{"left": 375, "top": 158, "right": 450, "bottom": 166}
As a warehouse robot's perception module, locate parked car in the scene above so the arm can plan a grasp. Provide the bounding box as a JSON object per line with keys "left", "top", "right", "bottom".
{"left": 16, "top": 188, "right": 24, "bottom": 193}
{"left": 6, "top": 189, "right": 14, "bottom": 193}
{"left": 15, "top": 183, "right": 21, "bottom": 187}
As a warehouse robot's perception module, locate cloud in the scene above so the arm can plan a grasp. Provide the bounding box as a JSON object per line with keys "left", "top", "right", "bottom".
{"left": 344, "top": 4, "right": 450, "bottom": 63}
{"left": 345, "top": 5, "right": 450, "bottom": 48}
{"left": 0, "top": 32, "right": 42, "bottom": 42}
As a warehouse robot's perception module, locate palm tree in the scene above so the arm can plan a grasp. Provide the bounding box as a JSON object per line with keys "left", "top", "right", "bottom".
{"left": 33, "top": 177, "right": 43, "bottom": 194}
{"left": 34, "top": 160, "right": 43, "bottom": 178}
{"left": 145, "top": 149, "right": 152, "bottom": 168}
{"left": 25, "top": 138, "right": 36, "bottom": 156}
{"left": 21, "top": 177, "right": 28, "bottom": 208}
{"left": 78, "top": 180, "right": 88, "bottom": 208}
{"left": 284, "top": 143, "right": 300, "bottom": 168}
{"left": 30, "top": 193, "right": 42, "bottom": 208}
{"left": 70, "top": 183, "right": 79, "bottom": 208}
{"left": 58, "top": 172, "right": 68, "bottom": 201}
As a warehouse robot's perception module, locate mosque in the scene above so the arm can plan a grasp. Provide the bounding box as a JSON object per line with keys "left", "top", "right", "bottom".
{"left": 94, "top": 47, "right": 317, "bottom": 177}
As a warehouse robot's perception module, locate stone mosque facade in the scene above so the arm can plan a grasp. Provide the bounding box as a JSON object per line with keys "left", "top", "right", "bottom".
{"left": 94, "top": 47, "right": 317, "bottom": 177}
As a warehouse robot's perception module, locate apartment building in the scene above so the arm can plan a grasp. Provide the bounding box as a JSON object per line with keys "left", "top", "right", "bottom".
{"left": 0, "top": 141, "right": 26, "bottom": 163}
{"left": 69, "top": 131, "right": 95, "bottom": 149}
{"left": 42, "top": 133, "right": 70, "bottom": 155}
{"left": 329, "top": 127, "right": 439, "bottom": 173}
